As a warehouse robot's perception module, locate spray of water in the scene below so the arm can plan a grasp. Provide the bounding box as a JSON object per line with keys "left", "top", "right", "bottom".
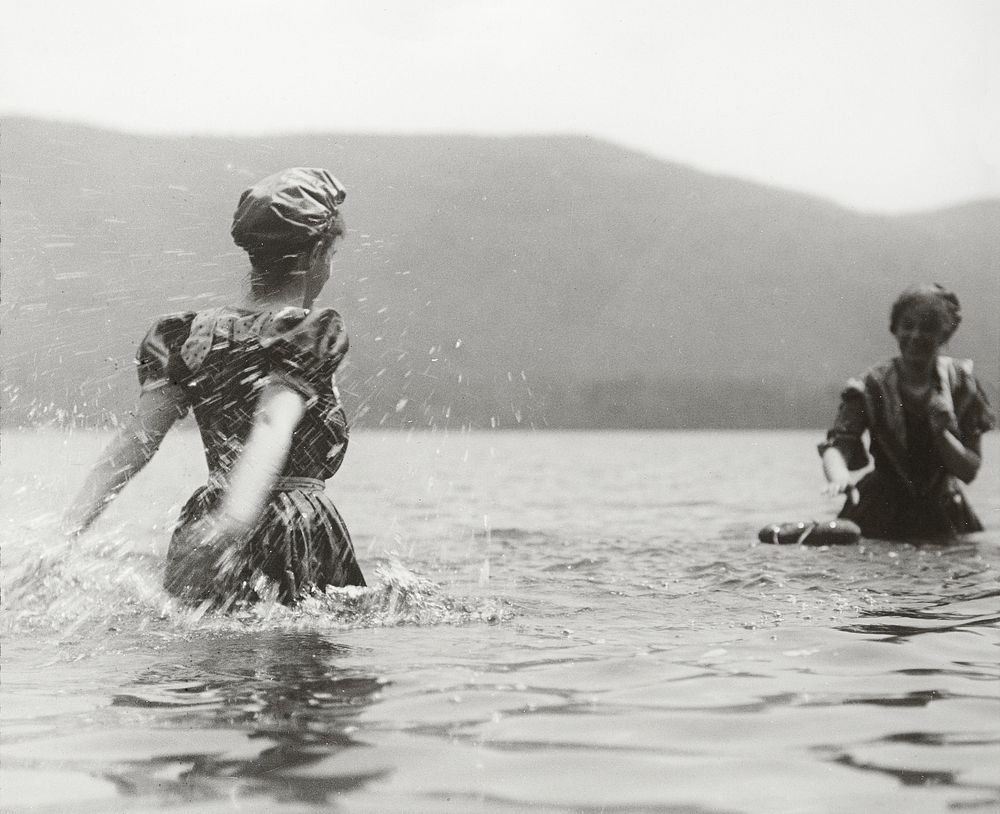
{"left": 1, "top": 519, "right": 511, "bottom": 641}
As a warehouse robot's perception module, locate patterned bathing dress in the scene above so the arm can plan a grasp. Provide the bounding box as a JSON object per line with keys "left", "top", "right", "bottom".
{"left": 136, "top": 305, "right": 366, "bottom": 603}
{"left": 819, "top": 356, "right": 994, "bottom": 540}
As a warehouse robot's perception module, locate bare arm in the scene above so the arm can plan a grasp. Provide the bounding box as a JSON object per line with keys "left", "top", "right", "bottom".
{"left": 821, "top": 446, "right": 860, "bottom": 504}
{"left": 63, "top": 385, "right": 188, "bottom": 535}
{"left": 211, "top": 382, "right": 307, "bottom": 537}
{"left": 819, "top": 386, "right": 868, "bottom": 505}
{"left": 158, "top": 382, "right": 307, "bottom": 601}
{"left": 931, "top": 427, "right": 981, "bottom": 483}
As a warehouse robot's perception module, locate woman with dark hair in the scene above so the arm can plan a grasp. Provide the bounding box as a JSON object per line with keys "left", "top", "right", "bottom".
{"left": 64, "top": 168, "right": 366, "bottom": 604}
{"left": 819, "top": 283, "right": 995, "bottom": 539}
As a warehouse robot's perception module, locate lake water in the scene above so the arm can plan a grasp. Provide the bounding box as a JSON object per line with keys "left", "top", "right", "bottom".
{"left": 2, "top": 428, "right": 999, "bottom": 813}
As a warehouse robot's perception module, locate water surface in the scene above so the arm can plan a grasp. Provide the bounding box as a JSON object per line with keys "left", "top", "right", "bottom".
{"left": 3, "top": 429, "right": 999, "bottom": 812}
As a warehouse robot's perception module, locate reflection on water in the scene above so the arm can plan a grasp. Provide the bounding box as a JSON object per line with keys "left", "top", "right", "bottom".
{"left": 834, "top": 754, "right": 957, "bottom": 789}
{"left": 107, "top": 633, "right": 388, "bottom": 807}
{"left": 839, "top": 611, "right": 1000, "bottom": 639}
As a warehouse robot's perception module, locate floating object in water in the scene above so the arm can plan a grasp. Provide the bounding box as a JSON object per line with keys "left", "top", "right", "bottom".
{"left": 757, "top": 519, "right": 861, "bottom": 546}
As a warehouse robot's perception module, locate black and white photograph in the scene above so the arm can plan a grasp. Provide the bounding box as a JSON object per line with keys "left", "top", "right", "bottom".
{"left": 2, "top": 1, "right": 998, "bottom": 811}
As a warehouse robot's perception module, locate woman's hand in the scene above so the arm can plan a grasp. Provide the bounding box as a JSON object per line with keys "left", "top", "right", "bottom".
{"left": 822, "top": 478, "right": 859, "bottom": 505}
{"left": 821, "top": 447, "right": 859, "bottom": 504}
{"left": 205, "top": 514, "right": 251, "bottom": 594}
{"left": 166, "top": 511, "right": 252, "bottom": 601}
{"left": 926, "top": 392, "right": 959, "bottom": 436}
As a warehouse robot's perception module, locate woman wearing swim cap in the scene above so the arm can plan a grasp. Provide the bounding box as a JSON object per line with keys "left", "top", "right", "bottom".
{"left": 64, "top": 168, "right": 366, "bottom": 604}
{"left": 819, "top": 283, "right": 995, "bottom": 539}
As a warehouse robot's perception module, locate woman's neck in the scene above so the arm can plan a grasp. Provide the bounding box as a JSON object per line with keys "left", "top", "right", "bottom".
{"left": 238, "top": 275, "right": 310, "bottom": 311}
{"left": 896, "top": 354, "right": 936, "bottom": 386}
{"left": 238, "top": 292, "right": 305, "bottom": 310}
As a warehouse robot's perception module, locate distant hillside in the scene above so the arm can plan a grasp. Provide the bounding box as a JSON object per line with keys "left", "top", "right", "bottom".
{"left": 2, "top": 118, "right": 998, "bottom": 429}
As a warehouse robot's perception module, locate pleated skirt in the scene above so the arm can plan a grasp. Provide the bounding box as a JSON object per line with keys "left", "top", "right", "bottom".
{"left": 164, "top": 478, "right": 366, "bottom": 605}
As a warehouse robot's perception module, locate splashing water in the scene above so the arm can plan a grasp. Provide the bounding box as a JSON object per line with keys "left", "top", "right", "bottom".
{"left": 2, "top": 528, "right": 510, "bottom": 641}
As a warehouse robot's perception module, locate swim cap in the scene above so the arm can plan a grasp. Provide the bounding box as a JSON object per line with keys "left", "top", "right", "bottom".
{"left": 231, "top": 168, "right": 347, "bottom": 255}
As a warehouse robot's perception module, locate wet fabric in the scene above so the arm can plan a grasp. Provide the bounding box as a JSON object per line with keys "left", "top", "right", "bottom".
{"left": 230, "top": 168, "right": 346, "bottom": 255}
{"left": 137, "top": 305, "right": 366, "bottom": 603}
{"left": 819, "top": 356, "right": 995, "bottom": 539}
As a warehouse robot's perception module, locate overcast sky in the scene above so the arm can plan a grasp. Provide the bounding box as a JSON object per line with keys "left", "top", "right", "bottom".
{"left": 1, "top": 0, "right": 997, "bottom": 213}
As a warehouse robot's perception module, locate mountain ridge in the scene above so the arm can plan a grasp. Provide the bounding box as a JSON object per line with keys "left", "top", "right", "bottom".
{"left": 3, "top": 118, "right": 997, "bottom": 429}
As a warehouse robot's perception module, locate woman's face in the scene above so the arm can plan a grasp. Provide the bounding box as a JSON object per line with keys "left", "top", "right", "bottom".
{"left": 893, "top": 301, "right": 947, "bottom": 364}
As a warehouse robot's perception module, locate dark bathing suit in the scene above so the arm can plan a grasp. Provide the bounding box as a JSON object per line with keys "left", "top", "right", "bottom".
{"left": 819, "top": 356, "right": 994, "bottom": 540}
{"left": 137, "top": 305, "right": 366, "bottom": 603}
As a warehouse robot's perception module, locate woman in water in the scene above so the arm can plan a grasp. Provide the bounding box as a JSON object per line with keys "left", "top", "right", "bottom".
{"left": 63, "top": 168, "right": 366, "bottom": 603}
{"left": 819, "top": 283, "right": 994, "bottom": 539}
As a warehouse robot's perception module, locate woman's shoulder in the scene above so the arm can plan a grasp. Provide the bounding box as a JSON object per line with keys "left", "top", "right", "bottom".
{"left": 266, "top": 305, "right": 344, "bottom": 331}
{"left": 836, "top": 360, "right": 894, "bottom": 398}
{"left": 936, "top": 356, "right": 993, "bottom": 402}
{"left": 939, "top": 355, "right": 977, "bottom": 383}
{"left": 941, "top": 356, "right": 997, "bottom": 432}
{"left": 137, "top": 311, "right": 201, "bottom": 360}
{"left": 861, "top": 359, "right": 895, "bottom": 382}
{"left": 143, "top": 310, "right": 198, "bottom": 335}
{"left": 262, "top": 306, "right": 348, "bottom": 360}
{"left": 136, "top": 311, "right": 201, "bottom": 387}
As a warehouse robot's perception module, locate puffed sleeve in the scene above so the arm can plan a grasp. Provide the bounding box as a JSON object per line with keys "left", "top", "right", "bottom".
{"left": 954, "top": 364, "right": 996, "bottom": 444}
{"left": 136, "top": 312, "right": 196, "bottom": 393}
{"left": 262, "top": 307, "right": 349, "bottom": 400}
{"left": 817, "top": 378, "right": 870, "bottom": 470}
